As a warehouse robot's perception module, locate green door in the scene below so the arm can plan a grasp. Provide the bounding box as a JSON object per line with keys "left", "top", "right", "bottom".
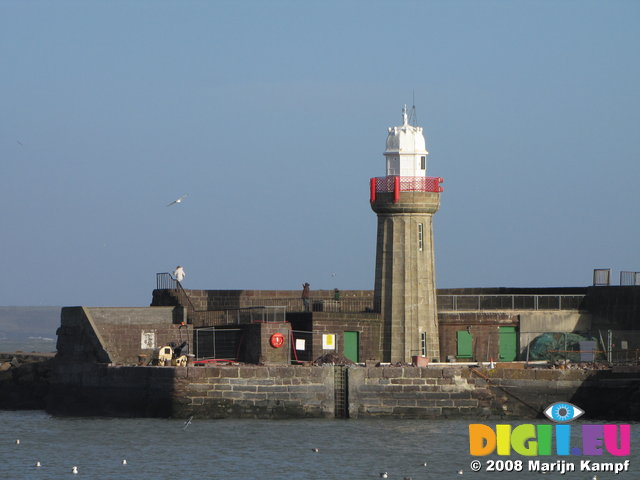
{"left": 456, "top": 330, "right": 473, "bottom": 359}
{"left": 344, "top": 331, "right": 359, "bottom": 363}
{"left": 499, "top": 326, "right": 518, "bottom": 361}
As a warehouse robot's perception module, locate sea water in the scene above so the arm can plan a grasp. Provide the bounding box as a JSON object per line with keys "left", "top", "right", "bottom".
{"left": 0, "top": 411, "right": 637, "bottom": 480}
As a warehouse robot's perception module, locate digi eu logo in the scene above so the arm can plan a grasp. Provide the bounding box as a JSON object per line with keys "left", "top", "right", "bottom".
{"left": 469, "top": 402, "right": 631, "bottom": 457}
{"left": 543, "top": 402, "right": 585, "bottom": 423}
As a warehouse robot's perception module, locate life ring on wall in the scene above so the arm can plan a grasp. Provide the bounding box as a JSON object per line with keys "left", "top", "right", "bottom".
{"left": 270, "top": 333, "right": 285, "bottom": 348}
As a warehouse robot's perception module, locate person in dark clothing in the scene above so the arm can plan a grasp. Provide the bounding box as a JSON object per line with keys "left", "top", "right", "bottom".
{"left": 302, "top": 282, "right": 310, "bottom": 311}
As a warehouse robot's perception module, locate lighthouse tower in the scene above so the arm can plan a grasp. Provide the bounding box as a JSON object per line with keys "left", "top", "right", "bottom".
{"left": 370, "top": 106, "right": 443, "bottom": 363}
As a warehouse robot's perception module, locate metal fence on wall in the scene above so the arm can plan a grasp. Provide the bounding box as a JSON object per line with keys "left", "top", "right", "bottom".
{"left": 438, "top": 294, "right": 585, "bottom": 311}
{"left": 194, "top": 328, "right": 243, "bottom": 361}
{"left": 620, "top": 271, "right": 640, "bottom": 286}
{"left": 193, "top": 306, "right": 287, "bottom": 328}
{"left": 602, "top": 330, "right": 640, "bottom": 364}
{"left": 593, "top": 269, "right": 611, "bottom": 286}
{"left": 192, "top": 327, "right": 344, "bottom": 364}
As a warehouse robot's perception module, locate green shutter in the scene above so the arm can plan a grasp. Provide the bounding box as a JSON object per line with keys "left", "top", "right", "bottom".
{"left": 456, "top": 330, "right": 473, "bottom": 359}
{"left": 344, "top": 331, "right": 359, "bottom": 363}
{"left": 499, "top": 326, "right": 518, "bottom": 361}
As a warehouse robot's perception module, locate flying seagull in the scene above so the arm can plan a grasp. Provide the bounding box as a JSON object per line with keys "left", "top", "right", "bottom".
{"left": 183, "top": 415, "right": 193, "bottom": 430}
{"left": 167, "top": 194, "right": 187, "bottom": 207}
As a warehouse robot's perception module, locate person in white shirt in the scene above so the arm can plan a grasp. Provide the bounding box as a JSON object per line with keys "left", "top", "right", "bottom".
{"left": 173, "top": 266, "right": 186, "bottom": 284}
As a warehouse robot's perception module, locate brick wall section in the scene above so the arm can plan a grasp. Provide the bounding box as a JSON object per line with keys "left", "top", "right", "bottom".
{"left": 47, "top": 362, "right": 177, "bottom": 417}
{"left": 152, "top": 289, "right": 375, "bottom": 311}
{"left": 57, "top": 307, "right": 192, "bottom": 365}
{"left": 348, "top": 367, "right": 493, "bottom": 419}
{"left": 173, "top": 365, "right": 335, "bottom": 418}
{"left": 40, "top": 363, "right": 640, "bottom": 419}
{"left": 348, "top": 366, "right": 640, "bottom": 419}
{"left": 310, "top": 313, "right": 382, "bottom": 362}
{"left": 438, "top": 312, "right": 519, "bottom": 362}
{"left": 47, "top": 363, "right": 335, "bottom": 418}
{"left": 243, "top": 322, "right": 291, "bottom": 365}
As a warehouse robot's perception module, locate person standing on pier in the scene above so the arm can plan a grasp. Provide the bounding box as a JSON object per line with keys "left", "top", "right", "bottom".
{"left": 302, "top": 282, "right": 310, "bottom": 311}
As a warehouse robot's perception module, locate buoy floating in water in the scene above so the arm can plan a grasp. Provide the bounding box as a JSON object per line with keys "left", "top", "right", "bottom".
{"left": 16, "top": 439, "right": 20, "bottom": 445}
{"left": 122, "top": 459, "right": 127, "bottom": 465}
{"left": 35, "top": 461, "right": 41, "bottom": 468}
{"left": 72, "top": 466, "right": 78, "bottom": 474}
{"left": 458, "top": 469, "right": 464, "bottom": 475}
{"left": 312, "top": 448, "right": 319, "bottom": 453}
{"left": 380, "top": 473, "right": 388, "bottom": 479}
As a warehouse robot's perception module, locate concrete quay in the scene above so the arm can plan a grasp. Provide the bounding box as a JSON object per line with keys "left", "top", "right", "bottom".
{"left": 2, "top": 357, "right": 638, "bottom": 420}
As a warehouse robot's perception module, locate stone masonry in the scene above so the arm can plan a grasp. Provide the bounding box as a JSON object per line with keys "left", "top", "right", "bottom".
{"left": 41, "top": 362, "right": 640, "bottom": 420}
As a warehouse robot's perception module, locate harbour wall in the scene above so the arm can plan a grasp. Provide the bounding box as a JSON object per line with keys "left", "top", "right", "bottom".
{"left": 40, "top": 362, "right": 640, "bottom": 420}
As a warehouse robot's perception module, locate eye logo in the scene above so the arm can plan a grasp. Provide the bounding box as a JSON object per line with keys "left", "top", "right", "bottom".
{"left": 543, "top": 402, "right": 584, "bottom": 423}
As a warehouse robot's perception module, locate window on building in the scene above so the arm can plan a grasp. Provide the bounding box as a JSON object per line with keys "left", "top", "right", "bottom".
{"left": 421, "top": 332, "right": 427, "bottom": 356}
{"left": 418, "top": 223, "right": 423, "bottom": 251}
{"left": 421, "top": 156, "right": 426, "bottom": 170}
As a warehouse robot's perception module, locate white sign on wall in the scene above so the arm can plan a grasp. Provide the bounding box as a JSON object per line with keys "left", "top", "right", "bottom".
{"left": 141, "top": 331, "right": 156, "bottom": 349}
{"left": 322, "top": 334, "right": 335, "bottom": 350}
{"left": 295, "top": 339, "right": 306, "bottom": 351}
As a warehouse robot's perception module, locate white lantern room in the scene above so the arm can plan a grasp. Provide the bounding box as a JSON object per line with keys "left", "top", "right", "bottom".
{"left": 384, "top": 105, "right": 429, "bottom": 177}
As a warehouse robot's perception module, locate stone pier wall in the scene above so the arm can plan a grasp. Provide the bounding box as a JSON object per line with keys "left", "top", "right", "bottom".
{"left": 174, "top": 365, "right": 334, "bottom": 418}
{"left": 41, "top": 363, "right": 640, "bottom": 420}
{"left": 348, "top": 366, "right": 640, "bottom": 419}
{"left": 46, "top": 362, "right": 335, "bottom": 418}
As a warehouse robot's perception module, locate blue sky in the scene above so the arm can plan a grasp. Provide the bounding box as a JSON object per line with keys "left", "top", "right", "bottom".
{"left": 2, "top": 1, "right": 639, "bottom": 306}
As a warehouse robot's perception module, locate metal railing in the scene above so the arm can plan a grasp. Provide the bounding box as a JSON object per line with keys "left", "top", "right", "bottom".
{"left": 156, "top": 275, "right": 588, "bottom": 315}
{"left": 193, "top": 306, "right": 287, "bottom": 328}
{"left": 194, "top": 327, "right": 243, "bottom": 361}
{"left": 193, "top": 327, "right": 343, "bottom": 364}
{"left": 593, "top": 268, "right": 611, "bottom": 286}
{"left": 620, "top": 271, "right": 640, "bottom": 286}
{"left": 372, "top": 175, "right": 444, "bottom": 193}
{"left": 156, "top": 272, "right": 177, "bottom": 290}
{"left": 602, "top": 329, "right": 640, "bottom": 364}
{"left": 238, "top": 297, "right": 378, "bottom": 314}
{"left": 438, "top": 294, "right": 585, "bottom": 311}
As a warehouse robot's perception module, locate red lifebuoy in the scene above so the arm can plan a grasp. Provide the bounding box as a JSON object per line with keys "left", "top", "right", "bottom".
{"left": 270, "top": 333, "right": 285, "bottom": 348}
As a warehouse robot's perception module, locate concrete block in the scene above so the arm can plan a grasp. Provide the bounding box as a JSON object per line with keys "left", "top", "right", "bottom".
{"left": 219, "top": 368, "right": 240, "bottom": 378}
{"left": 187, "top": 383, "right": 212, "bottom": 393}
{"left": 452, "top": 399, "right": 479, "bottom": 407}
{"left": 442, "top": 368, "right": 464, "bottom": 378}
{"left": 418, "top": 368, "right": 443, "bottom": 378}
{"left": 390, "top": 378, "right": 414, "bottom": 385}
{"left": 382, "top": 367, "right": 405, "bottom": 378}
{"left": 364, "top": 406, "right": 394, "bottom": 415}
{"left": 232, "top": 385, "right": 257, "bottom": 393}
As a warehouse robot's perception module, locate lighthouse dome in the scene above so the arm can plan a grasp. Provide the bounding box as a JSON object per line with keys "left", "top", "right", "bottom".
{"left": 384, "top": 106, "right": 429, "bottom": 176}
{"left": 385, "top": 123, "right": 427, "bottom": 154}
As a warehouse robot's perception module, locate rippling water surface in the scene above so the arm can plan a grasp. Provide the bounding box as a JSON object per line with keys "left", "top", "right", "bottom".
{"left": 0, "top": 411, "right": 637, "bottom": 479}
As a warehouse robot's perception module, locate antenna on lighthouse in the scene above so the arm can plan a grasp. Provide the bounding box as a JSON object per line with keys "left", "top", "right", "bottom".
{"left": 410, "top": 90, "right": 418, "bottom": 126}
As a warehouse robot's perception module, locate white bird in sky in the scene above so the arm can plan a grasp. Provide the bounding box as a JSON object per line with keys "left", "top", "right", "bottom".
{"left": 167, "top": 194, "right": 187, "bottom": 207}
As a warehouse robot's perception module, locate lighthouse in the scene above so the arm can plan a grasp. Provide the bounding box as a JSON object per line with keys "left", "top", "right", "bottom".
{"left": 370, "top": 106, "right": 443, "bottom": 363}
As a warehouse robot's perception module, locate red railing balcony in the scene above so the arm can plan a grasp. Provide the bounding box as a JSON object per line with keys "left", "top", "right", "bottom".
{"left": 370, "top": 176, "right": 443, "bottom": 203}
